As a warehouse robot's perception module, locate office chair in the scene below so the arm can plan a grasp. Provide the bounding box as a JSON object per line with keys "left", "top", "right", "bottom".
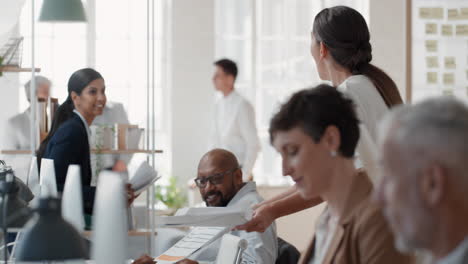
{"left": 276, "top": 237, "right": 301, "bottom": 264}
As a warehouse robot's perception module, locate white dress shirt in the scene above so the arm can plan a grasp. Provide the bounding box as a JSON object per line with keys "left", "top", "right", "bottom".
{"left": 338, "top": 75, "right": 389, "bottom": 177}
{"left": 191, "top": 182, "right": 278, "bottom": 264}
{"left": 437, "top": 237, "right": 468, "bottom": 264}
{"left": 209, "top": 91, "right": 261, "bottom": 180}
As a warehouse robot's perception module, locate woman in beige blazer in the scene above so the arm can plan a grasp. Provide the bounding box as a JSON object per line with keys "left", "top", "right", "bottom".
{"left": 269, "top": 85, "right": 413, "bottom": 264}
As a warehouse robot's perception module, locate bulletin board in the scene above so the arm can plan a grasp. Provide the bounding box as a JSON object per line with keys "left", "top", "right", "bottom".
{"left": 410, "top": 0, "right": 468, "bottom": 103}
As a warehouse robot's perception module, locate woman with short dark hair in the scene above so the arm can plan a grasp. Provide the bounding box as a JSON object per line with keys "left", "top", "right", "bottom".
{"left": 269, "top": 85, "right": 412, "bottom": 264}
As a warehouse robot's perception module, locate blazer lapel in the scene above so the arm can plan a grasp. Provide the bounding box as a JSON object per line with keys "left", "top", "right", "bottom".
{"left": 322, "top": 225, "right": 345, "bottom": 264}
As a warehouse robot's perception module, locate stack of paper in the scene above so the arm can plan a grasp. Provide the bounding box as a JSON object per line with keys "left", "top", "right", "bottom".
{"left": 154, "top": 226, "right": 229, "bottom": 264}
{"left": 157, "top": 206, "right": 253, "bottom": 227}
{"left": 128, "top": 161, "right": 160, "bottom": 194}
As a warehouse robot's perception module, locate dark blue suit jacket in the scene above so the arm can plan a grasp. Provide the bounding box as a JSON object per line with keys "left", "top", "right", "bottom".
{"left": 43, "top": 113, "right": 95, "bottom": 214}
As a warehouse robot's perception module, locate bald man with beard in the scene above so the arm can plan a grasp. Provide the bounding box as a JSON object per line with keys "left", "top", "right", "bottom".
{"left": 133, "top": 149, "right": 277, "bottom": 264}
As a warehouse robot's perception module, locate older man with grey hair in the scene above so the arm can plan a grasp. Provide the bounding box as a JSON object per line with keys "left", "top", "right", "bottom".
{"left": 374, "top": 96, "right": 468, "bottom": 264}
{"left": 2, "top": 75, "right": 51, "bottom": 150}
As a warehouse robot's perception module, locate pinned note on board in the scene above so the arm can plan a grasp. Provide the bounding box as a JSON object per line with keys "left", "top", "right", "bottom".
{"left": 456, "top": 25, "right": 468, "bottom": 36}
{"left": 427, "top": 72, "right": 438, "bottom": 84}
{"left": 442, "top": 24, "right": 453, "bottom": 36}
{"left": 426, "top": 56, "right": 439, "bottom": 68}
{"left": 443, "top": 73, "right": 455, "bottom": 85}
{"left": 425, "top": 40, "right": 438, "bottom": 52}
{"left": 445, "top": 57, "right": 456, "bottom": 69}
{"left": 448, "top": 9, "right": 459, "bottom": 20}
{"left": 426, "top": 23, "right": 438, "bottom": 34}
{"left": 419, "top": 7, "right": 444, "bottom": 19}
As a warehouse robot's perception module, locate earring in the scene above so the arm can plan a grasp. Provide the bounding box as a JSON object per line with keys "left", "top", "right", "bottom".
{"left": 330, "top": 151, "right": 337, "bottom": 157}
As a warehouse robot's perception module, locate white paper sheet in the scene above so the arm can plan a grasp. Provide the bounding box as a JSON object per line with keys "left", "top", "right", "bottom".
{"left": 154, "top": 226, "right": 229, "bottom": 264}
{"left": 157, "top": 205, "right": 253, "bottom": 227}
{"left": 128, "top": 161, "right": 159, "bottom": 194}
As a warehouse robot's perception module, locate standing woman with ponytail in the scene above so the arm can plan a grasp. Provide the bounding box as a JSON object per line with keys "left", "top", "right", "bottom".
{"left": 37, "top": 68, "right": 134, "bottom": 218}
{"left": 236, "top": 6, "right": 403, "bottom": 235}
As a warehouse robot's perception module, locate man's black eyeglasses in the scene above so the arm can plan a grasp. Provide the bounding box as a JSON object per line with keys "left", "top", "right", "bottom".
{"left": 194, "top": 167, "right": 240, "bottom": 188}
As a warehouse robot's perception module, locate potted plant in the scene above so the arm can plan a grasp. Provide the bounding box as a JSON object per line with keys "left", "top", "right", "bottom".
{"left": 155, "top": 176, "right": 187, "bottom": 214}
{"left": 0, "top": 56, "right": 4, "bottom": 77}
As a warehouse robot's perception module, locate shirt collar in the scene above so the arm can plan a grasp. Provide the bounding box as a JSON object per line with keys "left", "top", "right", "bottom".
{"left": 437, "top": 237, "right": 468, "bottom": 264}
{"left": 73, "top": 109, "right": 92, "bottom": 139}
{"left": 227, "top": 181, "right": 257, "bottom": 206}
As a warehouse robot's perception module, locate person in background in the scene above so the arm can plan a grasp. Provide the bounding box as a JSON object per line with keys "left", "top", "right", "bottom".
{"left": 3, "top": 75, "right": 51, "bottom": 150}
{"left": 36, "top": 68, "right": 135, "bottom": 218}
{"left": 91, "top": 101, "right": 131, "bottom": 186}
{"left": 269, "top": 85, "right": 412, "bottom": 264}
{"left": 236, "top": 5, "right": 403, "bottom": 234}
{"left": 375, "top": 97, "right": 468, "bottom": 264}
{"left": 1, "top": 76, "right": 52, "bottom": 183}
{"left": 209, "top": 58, "right": 261, "bottom": 181}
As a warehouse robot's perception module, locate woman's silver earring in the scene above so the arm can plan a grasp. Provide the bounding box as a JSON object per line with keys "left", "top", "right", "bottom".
{"left": 330, "top": 151, "right": 337, "bottom": 157}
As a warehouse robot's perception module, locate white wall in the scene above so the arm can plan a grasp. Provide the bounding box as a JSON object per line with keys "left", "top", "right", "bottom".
{"left": 369, "top": 0, "right": 408, "bottom": 101}
{"left": 170, "top": 0, "right": 215, "bottom": 184}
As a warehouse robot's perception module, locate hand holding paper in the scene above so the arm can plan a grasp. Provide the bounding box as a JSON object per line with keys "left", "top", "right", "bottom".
{"left": 128, "top": 161, "right": 160, "bottom": 194}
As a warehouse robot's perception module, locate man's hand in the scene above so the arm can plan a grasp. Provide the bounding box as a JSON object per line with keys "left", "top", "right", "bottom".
{"left": 126, "top": 183, "right": 138, "bottom": 206}
{"left": 175, "top": 259, "right": 198, "bottom": 264}
{"left": 234, "top": 203, "right": 275, "bottom": 233}
{"left": 132, "top": 255, "right": 155, "bottom": 264}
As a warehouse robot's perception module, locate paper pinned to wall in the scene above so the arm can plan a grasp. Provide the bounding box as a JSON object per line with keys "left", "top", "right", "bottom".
{"left": 444, "top": 57, "right": 456, "bottom": 69}
{"left": 442, "top": 24, "right": 453, "bottom": 36}
{"left": 426, "top": 23, "right": 438, "bottom": 34}
{"left": 426, "top": 56, "right": 439, "bottom": 68}
{"left": 427, "top": 72, "right": 438, "bottom": 84}
{"left": 425, "top": 40, "right": 438, "bottom": 52}
{"left": 448, "top": 9, "right": 459, "bottom": 20}
{"left": 443, "top": 73, "right": 455, "bottom": 85}
{"left": 456, "top": 25, "right": 468, "bottom": 36}
{"left": 419, "top": 7, "right": 444, "bottom": 19}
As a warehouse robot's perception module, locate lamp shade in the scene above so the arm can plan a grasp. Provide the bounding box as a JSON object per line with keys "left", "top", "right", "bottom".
{"left": 92, "top": 171, "right": 128, "bottom": 264}
{"left": 39, "top": 158, "right": 57, "bottom": 197}
{"left": 0, "top": 178, "right": 31, "bottom": 228}
{"left": 15, "top": 198, "right": 89, "bottom": 261}
{"left": 62, "top": 165, "right": 85, "bottom": 231}
{"left": 39, "top": 0, "right": 87, "bottom": 22}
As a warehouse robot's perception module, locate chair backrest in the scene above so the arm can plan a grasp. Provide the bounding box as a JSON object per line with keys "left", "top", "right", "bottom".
{"left": 275, "top": 237, "right": 301, "bottom": 264}
{"left": 39, "top": 158, "right": 57, "bottom": 197}
{"left": 215, "top": 234, "right": 247, "bottom": 264}
{"left": 62, "top": 164, "right": 85, "bottom": 231}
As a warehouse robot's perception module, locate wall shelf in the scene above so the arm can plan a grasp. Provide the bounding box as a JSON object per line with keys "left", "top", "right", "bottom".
{"left": 0, "top": 149, "right": 163, "bottom": 155}
{"left": 0, "top": 66, "right": 41, "bottom": 72}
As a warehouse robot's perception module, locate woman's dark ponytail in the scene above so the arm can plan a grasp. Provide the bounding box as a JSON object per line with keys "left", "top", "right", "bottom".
{"left": 313, "top": 6, "right": 403, "bottom": 107}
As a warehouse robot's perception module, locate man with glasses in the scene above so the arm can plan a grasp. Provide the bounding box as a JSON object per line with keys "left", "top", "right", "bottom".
{"left": 133, "top": 149, "right": 277, "bottom": 264}
{"left": 181, "top": 148, "right": 277, "bottom": 264}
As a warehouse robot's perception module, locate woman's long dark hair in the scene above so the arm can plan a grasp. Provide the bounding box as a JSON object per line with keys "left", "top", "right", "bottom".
{"left": 313, "top": 6, "right": 403, "bottom": 107}
{"left": 36, "top": 68, "right": 103, "bottom": 162}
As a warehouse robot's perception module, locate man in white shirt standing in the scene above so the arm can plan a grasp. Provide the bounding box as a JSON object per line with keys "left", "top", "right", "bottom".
{"left": 209, "top": 58, "right": 261, "bottom": 181}
{"left": 375, "top": 97, "right": 468, "bottom": 264}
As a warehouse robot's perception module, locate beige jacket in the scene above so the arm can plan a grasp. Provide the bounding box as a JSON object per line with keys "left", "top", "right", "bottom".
{"left": 299, "top": 171, "right": 414, "bottom": 264}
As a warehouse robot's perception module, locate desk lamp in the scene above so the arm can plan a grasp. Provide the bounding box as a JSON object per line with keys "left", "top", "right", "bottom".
{"left": 15, "top": 197, "right": 89, "bottom": 261}
{"left": 0, "top": 161, "right": 31, "bottom": 263}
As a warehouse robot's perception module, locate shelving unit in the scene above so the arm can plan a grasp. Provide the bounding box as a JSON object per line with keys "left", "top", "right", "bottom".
{"left": 1, "top": 149, "right": 163, "bottom": 155}
{"left": 0, "top": 66, "right": 41, "bottom": 72}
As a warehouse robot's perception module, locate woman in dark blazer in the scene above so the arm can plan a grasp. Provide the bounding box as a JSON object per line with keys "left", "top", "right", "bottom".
{"left": 37, "top": 68, "right": 133, "bottom": 216}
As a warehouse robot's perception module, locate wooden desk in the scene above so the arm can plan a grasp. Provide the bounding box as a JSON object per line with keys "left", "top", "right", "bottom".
{"left": 82, "top": 229, "right": 157, "bottom": 238}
